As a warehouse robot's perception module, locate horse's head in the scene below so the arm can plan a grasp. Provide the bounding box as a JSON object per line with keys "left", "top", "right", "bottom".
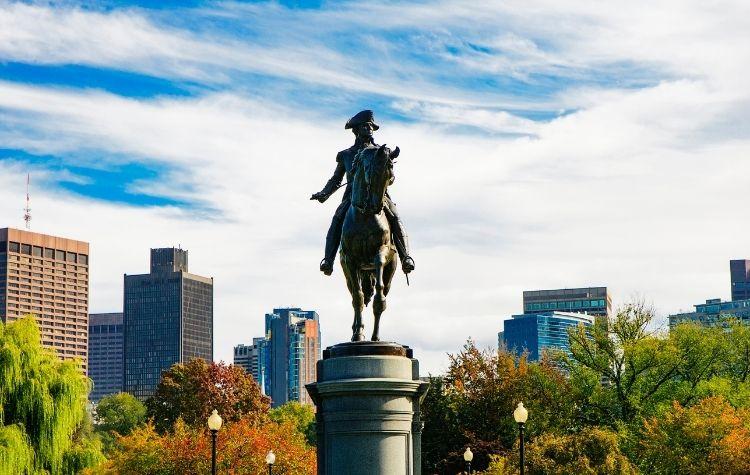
{"left": 362, "top": 144, "right": 395, "bottom": 213}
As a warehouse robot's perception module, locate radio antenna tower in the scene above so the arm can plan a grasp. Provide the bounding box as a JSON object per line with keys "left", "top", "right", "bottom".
{"left": 23, "top": 174, "right": 31, "bottom": 230}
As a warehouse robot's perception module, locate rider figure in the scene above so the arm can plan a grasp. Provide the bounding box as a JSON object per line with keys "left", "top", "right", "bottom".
{"left": 311, "top": 110, "right": 415, "bottom": 276}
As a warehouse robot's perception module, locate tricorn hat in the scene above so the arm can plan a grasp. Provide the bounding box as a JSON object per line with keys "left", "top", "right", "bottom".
{"left": 345, "top": 110, "right": 379, "bottom": 130}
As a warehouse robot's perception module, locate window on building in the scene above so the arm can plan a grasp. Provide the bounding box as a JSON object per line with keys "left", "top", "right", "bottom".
{"left": 20, "top": 244, "right": 31, "bottom": 255}
{"left": 55, "top": 250, "right": 65, "bottom": 261}
{"left": 32, "top": 246, "right": 42, "bottom": 257}
{"left": 66, "top": 252, "right": 76, "bottom": 263}
{"left": 44, "top": 248, "right": 54, "bottom": 258}
{"left": 78, "top": 254, "right": 88, "bottom": 265}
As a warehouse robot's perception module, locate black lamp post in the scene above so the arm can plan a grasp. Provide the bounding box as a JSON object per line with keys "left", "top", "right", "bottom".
{"left": 207, "top": 409, "right": 223, "bottom": 475}
{"left": 266, "top": 450, "right": 276, "bottom": 475}
{"left": 513, "top": 402, "right": 528, "bottom": 475}
{"left": 463, "top": 447, "right": 473, "bottom": 474}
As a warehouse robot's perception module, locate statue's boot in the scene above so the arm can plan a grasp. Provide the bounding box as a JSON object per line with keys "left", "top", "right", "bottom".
{"left": 386, "top": 210, "right": 415, "bottom": 274}
{"left": 321, "top": 204, "right": 347, "bottom": 275}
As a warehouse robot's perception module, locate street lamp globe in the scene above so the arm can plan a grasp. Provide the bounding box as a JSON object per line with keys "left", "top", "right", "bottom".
{"left": 513, "top": 402, "right": 528, "bottom": 424}
{"left": 266, "top": 450, "right": 276, "bottom": 465}
{"left": 463, "top": 447, "right": 473, "bottom": 462}
{"left": 207, "top": 409, "right": 223, "bottom": 432}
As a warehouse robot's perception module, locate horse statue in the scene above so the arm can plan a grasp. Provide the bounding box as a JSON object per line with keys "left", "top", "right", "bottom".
{"left": 340, "top": 144, "right": 400, "bottom": 341}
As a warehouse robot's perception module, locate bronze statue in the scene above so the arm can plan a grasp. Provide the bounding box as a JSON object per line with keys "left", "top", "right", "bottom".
{"left": 311, "top": 110, "right": 414, "bottom": 341}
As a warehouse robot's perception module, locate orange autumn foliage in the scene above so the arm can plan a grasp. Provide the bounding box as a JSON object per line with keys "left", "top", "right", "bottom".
{"left": 95, "top": 416, "right": 315, "bottom": 474}
{"left": 640, "top": 396, "right": 750, "bottom": 475}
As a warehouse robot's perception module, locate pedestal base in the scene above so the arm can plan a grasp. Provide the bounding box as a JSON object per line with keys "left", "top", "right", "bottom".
{"left": 306, "top": 341, "right": 429, "bottom": 475}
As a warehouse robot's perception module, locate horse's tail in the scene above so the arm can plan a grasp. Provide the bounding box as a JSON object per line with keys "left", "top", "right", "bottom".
{"left": 362, "top": 270, "right": 375, "bottom": 307}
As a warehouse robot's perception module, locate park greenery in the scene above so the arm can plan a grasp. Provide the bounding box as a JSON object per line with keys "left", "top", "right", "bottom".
{"left": 94, "top": 359, "right": 315, "bottom": 474}
{"left": 4, "top": 304, "right": 750, "bottom": 474}
{"left": 0, "top": 317, "right": 315, "bottom": 474}
{"left": 423, "top": 302, "right": 750, "bottom": 474}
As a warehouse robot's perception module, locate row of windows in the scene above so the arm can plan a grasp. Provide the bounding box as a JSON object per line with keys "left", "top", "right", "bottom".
{"left": 2, "top": 241, "right": 88, "bottom": 264}
{"left": 5, "top": 254, "right": 87, "bottom": 272}
{"left": 90, "top": 324, "right": 123, "bottom": 334}
{"left": 7, "top": 260, "right": 88, "bottom": 275}
{"left": 525, "top": 299, "right": 607, "bottom": 312}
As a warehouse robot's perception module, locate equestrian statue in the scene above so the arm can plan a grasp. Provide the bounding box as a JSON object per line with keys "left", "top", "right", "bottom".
{"left": 311, "top": 110, "right": 414, "bottom": 341}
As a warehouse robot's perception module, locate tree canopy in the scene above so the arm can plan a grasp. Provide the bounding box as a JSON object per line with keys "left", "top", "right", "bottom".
{"left": 96, "top": 392, "right": 147, "bottom": 436}
{"left": 0, "top": 316, "right": 104, "bottom": 474}
{"left": 423, "top": 302, "right": 750, "bottom": 474}
{"left": 146, "top": 358, "right": 270, "bottom": 433}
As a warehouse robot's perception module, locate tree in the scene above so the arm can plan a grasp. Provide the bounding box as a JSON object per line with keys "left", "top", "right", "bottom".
{"left": 269, "top": 401, "right": 316, "bottom": 446}
{"left": 566, "top": 302, "right": 725, "bottom": 424}
{"left": 146, "top": 358, "right": 270, "bottom": 432}
{"left": 97, "top": 392, "right": 147, "bottom": 436}
{"left": 0, "top": 316, "right": 104, "bottom": 474}
{"left": 421, "top": 340, "right": 575, "bottom": 473}
{"left": 639, "top": 396, "right": 750, "bottom": 474}
{"left": 484, "top": 427, "right": 637, "bottom": 475}
{"left": 98, "top": 416, "right": 316, "bottom": 474}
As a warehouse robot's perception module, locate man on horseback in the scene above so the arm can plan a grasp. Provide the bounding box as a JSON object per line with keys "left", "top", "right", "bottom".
{"left": 311, "top": 110, "right": 415, "bottom": 276}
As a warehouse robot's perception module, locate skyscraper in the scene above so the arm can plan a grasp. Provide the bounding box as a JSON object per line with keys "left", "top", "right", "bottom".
{"left": 123, "top": 248, "right": 213, "bottom": 400}
{"left": 500, "top": 311, "right": 595, "bottom": 361}
{"left": 88, "top": 312, "right": 124, "bottom": 402}
{"left": 523, "top": 287, "right": 611, "bottom": 318}
{"left": 233, "top": 336, "right": 268, "bottom": 383}
{"left": 0, "top": 228, "right": 89, "bottom": 370}
{"left": 264, "top": 307, "right": 321, "bottom": 407}
{"left": 730, "top": 260, "right": 750, "bottom": 301}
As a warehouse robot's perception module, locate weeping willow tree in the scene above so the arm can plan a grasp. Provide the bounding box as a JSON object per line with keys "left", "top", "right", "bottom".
{"left": 0, "top": 316, "right": 104, "bottom": 474}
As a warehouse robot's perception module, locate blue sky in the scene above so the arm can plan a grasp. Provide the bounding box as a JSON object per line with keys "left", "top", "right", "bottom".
{"left": 0, "top": 0, "right": 664, "bottom": 209}
{"left": 1, "top": 0, "right": 749, "bottom": 370}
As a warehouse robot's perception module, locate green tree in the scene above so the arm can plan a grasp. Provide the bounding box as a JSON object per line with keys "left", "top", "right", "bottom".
{"left": 269, "top": 401, "right": 316, "bottom": 445}
{"left": 97, "top": 392, "right": 147, "bottom": 436}
{"left": 565, "top": 302, "right": 726, "bottom": 424}
{"left": 0, "top": 316, "right": 104, "bottom": 474}
{"left": 484, "top": 427, "right": 637, "bottom": 475}
{"left": 146, "top": 358, "right": 270, "bottom": 433}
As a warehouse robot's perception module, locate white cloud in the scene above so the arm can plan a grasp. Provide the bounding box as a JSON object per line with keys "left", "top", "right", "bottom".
{"left": 0, "top": 0, "right": 749, "bottom": 373}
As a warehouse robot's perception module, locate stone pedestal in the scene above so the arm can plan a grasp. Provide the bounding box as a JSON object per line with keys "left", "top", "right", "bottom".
{"left": 305, "top": 341, "right": 429, "bottom": 475}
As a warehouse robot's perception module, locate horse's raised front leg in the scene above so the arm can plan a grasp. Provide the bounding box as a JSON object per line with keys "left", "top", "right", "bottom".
{"left": 371, "top": 248, "right": 388, "bottom": 341}
{"left": 342, "top": 256, "right": 365, "bottom": 341}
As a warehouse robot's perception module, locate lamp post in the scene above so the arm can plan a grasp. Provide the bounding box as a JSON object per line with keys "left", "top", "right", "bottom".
{"left": 463, "top": 447, "right": 473, "bottom": 474}
{"left": 266, "top": 450, "right": 276, "bottom": 475}
{"left": 207, "top": 409, "right": 223, "bottom": 475}
{"left": 513, "top": 402, "right": 528, "bottom": 475}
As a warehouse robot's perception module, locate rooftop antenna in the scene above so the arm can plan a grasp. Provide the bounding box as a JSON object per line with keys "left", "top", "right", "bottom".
{"left": 23, "top": 173, "right": 31, "bottom": 230}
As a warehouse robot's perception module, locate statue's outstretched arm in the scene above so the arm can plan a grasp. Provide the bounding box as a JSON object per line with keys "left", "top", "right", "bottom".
{"left": 310, "top": 159, "right": 345, "bottom": 203}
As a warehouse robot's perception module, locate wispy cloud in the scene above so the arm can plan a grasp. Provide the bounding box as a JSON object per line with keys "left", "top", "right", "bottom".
{"left": 0, "top": 0, "right": 749, "bottom": 370}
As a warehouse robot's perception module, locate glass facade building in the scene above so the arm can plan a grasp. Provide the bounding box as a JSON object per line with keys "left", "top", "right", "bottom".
{"left": 523, "top": 287, "right": 611, "bottom": 318}
{"left": 500, "top": 311, "right": 594, "bottom": 361}
{"left": 669, "top": 298, "right": 750, "bottom": 328}
{"left": 123, "top": 248, "right": 213, "bottom": 400}
{"left": 233, "top": 336, "right": 268, "bottom": 385}
{"left": 263, "top": 308, "right": 321, "bottom": 407}
{"left": 88, "top": 312, "right": 123, "bottom": 402}
{"left": 0, "top": 228, "right": 89, "bottom": 370}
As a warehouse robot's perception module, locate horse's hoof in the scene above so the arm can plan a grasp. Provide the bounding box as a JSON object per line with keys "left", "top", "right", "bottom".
{"left": 371, "top": 336, "right": 380, "bottom": 342}
{"left": 351, "top": 333, "right": 365, "bottom": 342}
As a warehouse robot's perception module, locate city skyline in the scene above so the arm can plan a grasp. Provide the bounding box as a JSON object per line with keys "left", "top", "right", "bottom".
{"left": 0, "top": 1, "right": 749, "bottom": 374}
